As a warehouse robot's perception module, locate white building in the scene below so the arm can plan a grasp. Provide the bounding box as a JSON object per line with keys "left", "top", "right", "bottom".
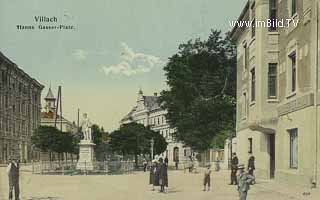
{"left": 120, "top": 89, "right": 191, "bottom": 167}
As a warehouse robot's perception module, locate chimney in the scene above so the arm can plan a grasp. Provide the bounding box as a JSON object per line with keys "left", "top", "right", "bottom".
{"left": 154, "top": 92, "right": 158, "bottom": 97}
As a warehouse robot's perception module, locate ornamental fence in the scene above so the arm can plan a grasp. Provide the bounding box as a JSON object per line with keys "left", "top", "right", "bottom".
{"left": 31, "top": 160, "right": 135, "bottom": 175}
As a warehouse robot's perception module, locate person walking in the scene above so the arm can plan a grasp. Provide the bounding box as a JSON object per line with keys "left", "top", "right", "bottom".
{"left": 7, "top": 157, "right": 20, "bottom": 200}
{"left": 158, "top": 158, "right": 168, "bottom": 193}
{"left": 143, "top": 159, "right": 148, "bottom": 172}
{"left": 247, "top": 153, "right": 256, "bottom": 184}
{"left": 175, "top": 159, "right": 179, "bottom": 170}
{"left": 237, "top": 164, "right": 255, "bottom": 200}
{"left": 203, "top": 164, "right": 212, "bottom": 191}
{"left": 229, "top": 153, "right": 239, "bottom": 185}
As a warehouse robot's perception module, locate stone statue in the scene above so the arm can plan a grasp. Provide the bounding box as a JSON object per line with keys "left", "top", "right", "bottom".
{"left": 81, "top": 113, "right": 92, "bottom": 141}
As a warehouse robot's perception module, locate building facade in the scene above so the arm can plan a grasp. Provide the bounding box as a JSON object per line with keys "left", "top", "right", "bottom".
{"left": 0, "top": 51, "right": 44, "bottom": 163}
{"left": 40, "top": 87, "right": 77, "bottom": 134}
{"left": 231, "top": 0, "right": 320, "bottom": 187}
{"left": 120, "top": 90, "right": 192, "bottom": 167}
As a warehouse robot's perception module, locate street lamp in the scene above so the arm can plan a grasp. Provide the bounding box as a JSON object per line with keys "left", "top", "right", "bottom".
{"left": 150, "top": 138, "right": 154, "bottom": 159}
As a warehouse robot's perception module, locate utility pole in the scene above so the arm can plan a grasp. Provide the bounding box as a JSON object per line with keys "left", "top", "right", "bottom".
{"left": 151, "top": 138, "right": 154, "bottom": 160}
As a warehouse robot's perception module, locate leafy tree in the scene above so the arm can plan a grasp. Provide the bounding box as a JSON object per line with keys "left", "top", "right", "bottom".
{"left": 160, "top": 30, "right": 236, "bottom": 151}
{"left": 109, "top": 122, "right": 167, "bottom": 167}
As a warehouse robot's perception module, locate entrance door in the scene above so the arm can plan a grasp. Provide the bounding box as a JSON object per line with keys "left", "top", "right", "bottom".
{"left": 269, "top": 134, "right": 275, "bottom": 179}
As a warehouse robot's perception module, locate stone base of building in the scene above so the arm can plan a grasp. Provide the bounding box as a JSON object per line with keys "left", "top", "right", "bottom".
{"left": 76, "top": 140, "right": 95, "bottom": 171}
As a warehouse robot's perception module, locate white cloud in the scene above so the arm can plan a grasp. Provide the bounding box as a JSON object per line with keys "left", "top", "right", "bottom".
{"left": 101, "top": 42, "right": 163, "bottom": 76}
{"left": 73, "top": 49, "right": 88, "bottom": 61}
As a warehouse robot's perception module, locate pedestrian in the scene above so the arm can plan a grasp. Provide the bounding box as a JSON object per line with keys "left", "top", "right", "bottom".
{"left": 237, "top": 164, "right": 255, "bottom": 200}
{"left": 7, "top": 157, "right": 20, "bottom": 200}
{"left": 229, "top": 152, "right": 239, "bottom": 185}
{"left": 158, "top": 158, "right": 168, "bottom": 193}
{"left": 143, "top": 159, "right": 148, "bottom": 172}
{"left": 164, "top": 156, "right": 168, "bottom": 166}
{"left": 149, "top": 160, "right": 157, "bottom": 191}
{"left": 247, "top": 153, "right": 256, "bottom": 184}
{"left": 175, "top": 159, "right": 179, "bottom": 170}
{"left": 203, "top": 164, "right": 211, "bottom": 191}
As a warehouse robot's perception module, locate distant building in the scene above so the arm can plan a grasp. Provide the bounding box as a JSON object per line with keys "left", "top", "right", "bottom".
{"left": 0, "top": 51, "right": 44, "bottom": 163}
{"left": 120, "top": 89, "right": 192, "bottom": 166}
{"left": 41, "top": 87, "right": 77, "bottom": 134}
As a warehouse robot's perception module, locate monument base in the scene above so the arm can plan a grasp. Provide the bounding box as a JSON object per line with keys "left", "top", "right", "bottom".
{"left": 76, "top": 140, "right": 96, "bottom": 171}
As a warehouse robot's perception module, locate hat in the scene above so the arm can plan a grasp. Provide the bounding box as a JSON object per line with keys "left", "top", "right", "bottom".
{"left": 238, "top": 164, "right": 245, "bottom": 169}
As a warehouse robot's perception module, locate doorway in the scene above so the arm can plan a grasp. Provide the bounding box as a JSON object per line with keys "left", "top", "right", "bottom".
{"left": 269, "top": 134, "right": 275, "bottom": 179}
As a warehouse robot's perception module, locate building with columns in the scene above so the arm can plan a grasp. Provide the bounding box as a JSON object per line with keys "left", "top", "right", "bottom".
{"left": 231, "top": 0, "right": 320, "bottom": 187}
{"left": 0, "top": 51, "right": 44, "bottom": 163}
{"left": 120, "top": 90, "right": 191, "bottom": 167}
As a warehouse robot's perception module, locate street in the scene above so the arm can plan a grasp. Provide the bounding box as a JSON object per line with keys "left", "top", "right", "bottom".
{"left": 0, "top": 167, "right": 319, "bottom": 200}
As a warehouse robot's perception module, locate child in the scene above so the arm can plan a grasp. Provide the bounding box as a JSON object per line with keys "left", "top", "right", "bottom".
{"left": 203, "top": 164, "right": 211, "bottom": 191}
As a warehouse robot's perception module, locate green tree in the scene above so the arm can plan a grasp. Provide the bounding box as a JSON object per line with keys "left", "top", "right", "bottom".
{"left": 160, "top": 30, "right": 236, "bottom": 151}
{"left": 109, "top": 122, "right": 167, "bottom": 167}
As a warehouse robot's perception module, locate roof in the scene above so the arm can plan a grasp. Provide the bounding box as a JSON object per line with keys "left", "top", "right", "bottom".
{"left": 229, "top": 1, "right": 250, "bottom": 41}
{"left": 0, "top": 51, "right": 44, "bottom": 89}
{"left": 120, "top": 94, "right": 162, "bottom": 122}
{"left": 45, "top": 87, "right": 55, "bottom": 100}
{"left": 41, "top": 111, "right": 72, "bottom": 123}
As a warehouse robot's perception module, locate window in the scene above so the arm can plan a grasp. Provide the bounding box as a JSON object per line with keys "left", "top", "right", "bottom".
{"left": 268, "top": 63, "right": 278, "bottom": 98}
{"left": 244, "top": 43, "right": 248, "bottom": 71}
{"left": 291, "top": 0, "right": 297, "bottom": 16}
{"left": 289, "top": 129, "right": 298, "bottom": 169}
{"left": 242, "top": 92, "right": 247, "bottom": 120}
{"left": 289, "top": 52, "right": 297, "bottom": 92}
{"left": 269, "top": 0, "right": 277, "bottom": 31}
{"left": 251, "top": 3, "right": 256, "bottom": 38}
{"left": 248, "top": 138, "right": 253, "bottom": 153}
{"left": 251, "top": 68, "right": 256, "bottom": 102}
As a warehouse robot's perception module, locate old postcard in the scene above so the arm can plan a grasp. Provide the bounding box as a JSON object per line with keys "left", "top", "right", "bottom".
{"left": 1, "top": 0, "right": 320, "bottom": 199}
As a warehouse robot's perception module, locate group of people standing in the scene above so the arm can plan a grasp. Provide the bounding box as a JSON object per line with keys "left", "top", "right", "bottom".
{"left": 230, "top": 152, "right": 256, "bottom": 200}
{"left": 149, "top": 157, "right": 169, "bottom": 193}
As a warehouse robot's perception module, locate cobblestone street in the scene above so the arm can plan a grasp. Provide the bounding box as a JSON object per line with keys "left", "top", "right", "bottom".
{"left": 1, "top": 167, "right": 319, "bottom": 200}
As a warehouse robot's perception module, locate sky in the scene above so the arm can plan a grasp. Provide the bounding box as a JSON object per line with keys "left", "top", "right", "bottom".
{"left": 0, "top": 0, "right": 247, "bottom": 132}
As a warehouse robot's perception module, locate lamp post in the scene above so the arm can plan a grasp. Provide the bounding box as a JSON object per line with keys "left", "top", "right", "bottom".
{"left": 150, "top": 138, "right": 154, "bottom": 159}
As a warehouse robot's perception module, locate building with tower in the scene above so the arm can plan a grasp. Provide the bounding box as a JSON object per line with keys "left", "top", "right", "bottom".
{"left": 41, "top": 87, "right": 77, "bottom": 133}
{"left": 0, "top": 51, "right": 44, "bottom": 163}
{"left": 120, "top": 89, "right": 192, "bottom": 167}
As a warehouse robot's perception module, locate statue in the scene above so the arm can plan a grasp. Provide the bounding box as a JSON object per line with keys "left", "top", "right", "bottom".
{"left": 80, "top": 113, "right": 92, "bottom": 141}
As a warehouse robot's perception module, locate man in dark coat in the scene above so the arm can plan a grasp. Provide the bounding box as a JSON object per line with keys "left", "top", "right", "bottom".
{"left": 229, "top": 153, "right": 239, "bottom": 185}
{"left": 164, "top": 157, "right": 169, "bottom": 166}
{"left": 158, "top": 158, "right": 168, "bottom": 193}
{"left": 7, "top": 157, "right": 20, "bottom": 200}
{"left": 247, "top": 154, "right": 256, "bottom": 184}
{"left": 149, "top": 160, "right": 158, "bottom": 191}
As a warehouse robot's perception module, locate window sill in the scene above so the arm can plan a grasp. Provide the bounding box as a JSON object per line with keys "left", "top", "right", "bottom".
{"left": 267, "top": 98, "right": 279, "bottom": 103}
{"left": 249, "top": 37, "right": 255, "bottom": 47}
{"left": 286, "top": 92, "right": 296, "bottom": 99}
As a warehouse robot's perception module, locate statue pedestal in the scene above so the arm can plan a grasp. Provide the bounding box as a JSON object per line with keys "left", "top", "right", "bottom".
{"left": 76, "top": 140, "right": 96, "bottom": 171}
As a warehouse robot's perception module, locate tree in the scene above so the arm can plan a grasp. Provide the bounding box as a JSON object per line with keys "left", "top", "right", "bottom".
{"left": 32, "top": 126, "right": 79, "bottom": 162}
{"left": 109, "top": 122, "right": 167, "bottom": 167}
{"left": 160, "top": 30, "right": 236, "bottom": 151}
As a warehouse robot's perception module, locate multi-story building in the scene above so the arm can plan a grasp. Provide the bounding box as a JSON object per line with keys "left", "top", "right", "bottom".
{"left": 0, "top": 51, "right": 44, "bottom": 163}
{"left": 231, "top": 0, "right": 320, "bottom": 187}
{"left": 41, "top": 87, "right": 77, "bottom": 134}
{"left": 120, "top": 89, "right": 192, "bottom": 167}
